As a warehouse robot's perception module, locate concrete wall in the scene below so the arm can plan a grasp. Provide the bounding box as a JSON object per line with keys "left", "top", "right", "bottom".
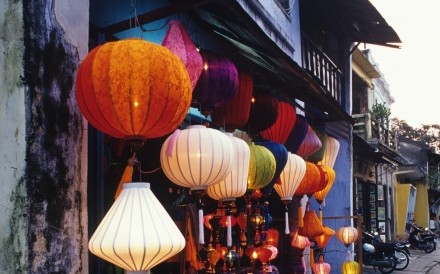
{"left": 0, "top": 1, "right": 89, "bottom": 273}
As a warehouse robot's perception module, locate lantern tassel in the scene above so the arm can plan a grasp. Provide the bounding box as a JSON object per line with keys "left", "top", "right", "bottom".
{"left": 298, "top": 205, "right": 304, "bottom": 228}
{"left": 284, "top": 209, "right": 290, "bottom": 235}
{"left": 114, "top": 155, "right": 136, "bottom": 199}
{"left": 227, "top": 215, "right": 232, "bottom": 247}
{"left": 198, "top": 208, "right": 205, "bottom": 244}
{"left": 166, "top": 129, "right": 181, "bottom": 156}
{"left": 319, "top": 206, "right": 323, "bottom": 224}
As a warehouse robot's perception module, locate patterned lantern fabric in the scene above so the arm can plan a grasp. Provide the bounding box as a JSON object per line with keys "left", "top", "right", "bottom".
{"left": 89, "top": 183, "right": 186, "bottom": 271}
{"left": 211, "top": 71, "right": 253, "bottom": 131}
{"left": 295, "top": 162, "right": 327, "bottom": 196}
{"left": 256, "top": 141, "right": 289, "bottom": 195}
{"left": 76, "top": 39, "right": 192, "bottom": 139}
{"left": 314, "top": 166, "right": 336, "bottom": 204}
{"left": 160, "top": 125, "right": 233, "bottom": 191}
{"left": 246, "top": 91, "right": 278, "bottom": 133}
{"left": 247, "top": 143, "right": 276, "bottom": 190}
{"left": 307, "top": 128, "right": 328, "bottom": 163}
{"left": 273, "top": 152, "right": 306, "bottom": 201}
{"left": 207, "top": 133, "right": 250, "bottom": 202}
{"left": 193, "top": 51, "right": 239, "bottom": 113}
{"left": 296, "top": 125, "right": 322, "bottom": 159}
{"left": 318, "top": 136, "right": 340, "bottom": 168}
{"left": 162, "top": 20, "right": 203, "bottom": 90}
{"left": 285, "top": 114, "right": 309, "bottom": 153}
{"left": 260, "top": 101, "right": 296, "bottom": 144}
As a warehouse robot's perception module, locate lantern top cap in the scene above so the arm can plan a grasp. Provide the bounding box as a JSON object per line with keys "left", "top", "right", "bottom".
{"left": 187, "top": 125, "right": 207, "bottom": 129}
{"left": 123, "top": 182, "right": 151, "bottom": 189}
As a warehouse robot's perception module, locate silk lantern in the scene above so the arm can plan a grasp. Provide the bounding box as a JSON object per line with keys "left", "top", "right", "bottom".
{"left": 291, "top": 232, "right": 311, "bottom": 250}
{"left": 342, "top": 260, "right": 360, "bottom": 274}
{"left": 295, "top": 162, "right": 327, "bottom": 197}
{"left": 314, "top": 166, "right": 336, "bottom": 208}
{"left": 193, "top": 51, "right": 239, "bottom": 114}
{"left": 76, "top": 39, "right": 192, "bottom": 140}
{"left": 211, "top": 71, "right": 253, "bottom": 131}
{"left": 89, "top": 183, "right": 185, "bottom": 272}
{"left": 256, "top": 141, "right": 289, "bottom": 195}
{"left": 247, "top": 91, "right": 278, "bottom": 133}
{"left": 247, "top": 143, "right": 276, "bottom": 190}
{"left": 312, "top": 256, "right": 331, "bottom": 274}
{"left": 296, "top": 125, "right": 322, "bottom": 159}
{"left": 307, "top": 128, "right": 328, "bottom": 163}
{"left": 318, "top": 136, "right": 340, "bottom": 168}
{"left": 273, "top": 152, "right": 306, "bottom": 234}
{"left": 299, "top": 209, "right": 324, "bottom": 238}
{"left": 160, "top": 125, "right": 234, "bottom": 243}
{"left": 336, "top": 226, "right": 358, "bottom": 248}
{"left": 285, "top": 114, "right": 309, "bottom": 153}
{"left": 315, "top": 225, "right": 335, "bottom": 249}
{"left": 260, "top": 101, "right": 296, "bottom": 144}
{"left": 162, "top": 20, "right": 203, "bottom": 89}
{"left": 207, "top": 133, "right": 250, "bottom": 202}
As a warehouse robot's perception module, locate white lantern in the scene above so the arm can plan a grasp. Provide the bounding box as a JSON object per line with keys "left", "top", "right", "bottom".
{"left": 318, "top": 136, "right": 340, "bottom": 168}
{"left": 89, "top": 183, "right": 185, "bottom": 272}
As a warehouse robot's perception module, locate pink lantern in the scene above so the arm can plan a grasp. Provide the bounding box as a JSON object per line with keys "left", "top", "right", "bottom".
{"left": 291, "top": 232, "right": 311, "bottom": 250}
{"left": 296, "top": 125, "right": 322, "bottom": 159}
{"left": 162, "top": 20, "right": 203, "bottom": 90}
{"left": 313, "top": 256, "right": 331, "bottom": 274}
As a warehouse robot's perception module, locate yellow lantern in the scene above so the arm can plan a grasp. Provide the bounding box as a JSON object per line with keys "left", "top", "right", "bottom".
{"left": 247, "top": 143, "right": 276, "bottom": 190}
{"left": 336, "top": 226, "right": 358, "bottom": 248}
{"left": 313, "top": 166, "right": 336, "bottom": 204}
{"left": 342, "top": 260, "right": 360, "bottom": 274}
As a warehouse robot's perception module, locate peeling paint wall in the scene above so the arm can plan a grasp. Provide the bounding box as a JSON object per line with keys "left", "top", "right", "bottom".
{"left": 0, "top": 0, "right": 89, "bottom": 273}
{"left": 0, "top": 0, "right": 28, "bottom": 272}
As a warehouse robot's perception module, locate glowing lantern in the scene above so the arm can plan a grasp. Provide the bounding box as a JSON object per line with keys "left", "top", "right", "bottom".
{"left": 312, "top": 256, "right": 331, "bottom": 274}
{"left": 256, "top": 246, "right": 272, "bottom": 273}
{"left": 342, "top": 260, "right": 360, "bottom": 274}
{"left": 211, "top": 71, "right": 253, "bottom": 131}
{"left": 307, "top": 128, "right": 328, "bottom": 163}
{"left": 336, "top": 226, "right": 358, "bottom": 247}
{"left": 260, "top": 101, "right": 297, "bottom": 144}
{"left": 160, "top": 125, "right": 234, "bottom": 243}
{"left": 273, "top": 152, "right": 306, "bottom": 234}
{"left": 314, "top": 166, "right": 336, "bottom": 204}
{"left": 162, "top": 20, "right": 203, "bottom": 89}
{"left": 285, "top": 114, "right": 309, "bottom": 153}
{"left": 315, "top": 225, "right": 335, "bottom": 249}
{"left": 265, "top": 245, "right": 278, "bottom": 261}
{"left": 266, "top": 228, "right": 280, "bottom": 247}
{"left": 207, "top": 133, "right": 250, "bottom": 202}
{"left": 193, "top": 51, "right": 238, "bottom": 114}
{"left": 318, "top": 136, "right": 340, "bottom": 168}
{"left": 247, "top": 91, "right": 278, "bottom": 133}
{"left": 219, "top": 215, "right": 237, "bottom": 227}
{"left": 297, "top": 125, "right": 322, "bottom": 159}
{"left": 256, "top": 141, "right": 289, "bottom": 195}
{"left": 291, "top": 232, "right": 311, "bottom": 250}
{"left": 89, "top": 183, "right": 185, "bottom": 271}
{"left": 203, "top": 214, "right": 214, "bottom": 230}
{"left": 299, "top": 209, "right": 324, "bottom": 238}
{"left": 247, "top": 143, "right": 276, "bottom": 190}
{"left": 76, "top": 39, "right": 192, "bottom": 140}
{"left": 295, "top": 162, "right": 327, "bottom": 197}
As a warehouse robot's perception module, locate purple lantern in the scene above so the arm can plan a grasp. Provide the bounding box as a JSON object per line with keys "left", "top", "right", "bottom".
{"left": 193, "top": 51, "right": 239, "bottom": 115}
{"left": 285, "top": 115, "right": 309, "bottom": 153}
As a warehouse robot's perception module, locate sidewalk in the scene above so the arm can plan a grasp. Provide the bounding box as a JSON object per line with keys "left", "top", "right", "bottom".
{"left": 362, "top": 245, "right": 440, "bottom": 273}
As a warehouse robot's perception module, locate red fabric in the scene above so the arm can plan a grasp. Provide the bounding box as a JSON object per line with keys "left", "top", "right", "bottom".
{"left": 259, "top": 101, "right": 296, "bottom": 144}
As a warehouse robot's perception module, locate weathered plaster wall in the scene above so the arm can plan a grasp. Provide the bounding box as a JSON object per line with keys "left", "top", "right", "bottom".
{"left": 18, "top": 0, "right": 89, "bottom": 273}
{"left": 0, "top": 0, "right": 28, "bottom": 272}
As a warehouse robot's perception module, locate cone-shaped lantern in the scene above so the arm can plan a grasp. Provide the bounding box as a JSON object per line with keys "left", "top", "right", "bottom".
{"left": 247, "top": 143, "right": 276, "bottom": 190}
{"left": 318, "top": 136, "right": 340, "bottom": 168}
{"left": 299, "top": 209, "right": 324, "bottom": 238}
{"left": 193, "top": 51, "right": 239, "bottom": 114}
{"left": 76, "top": 39, "right": 192, "bottom": 140}
{"left": 211, "top": 71, "right": 253, "bottom": 131}
{"left": 207, "top": 133, "right": 250, "bottom": 202}
{"left": 89, "top": 183, "right": 186, "bottom": 271}
{"left": 162, "top": 20, "right": 203, "bottom": 90}
{"left": 314, "top": 166, "right": 336, "bottom": 204}
{"left": 315, "top": 225, "right": 335, "bottom": 249}
{"left": 285, "top": 114, "right": 309, "bottom": 153}
{"left": 246, "top": 91, "right": 278, "bottom": 133}
{"left": 291, "top": 232, "right": 311, "bottom": 250}
{"left": 260, "top": 101, "right": 296, "bottom": 144}
{"left": 296, "top": 125, "right": 322, "bottom": 159}
{"left": 256, "top": 141, "right": 289, "bottom": 195}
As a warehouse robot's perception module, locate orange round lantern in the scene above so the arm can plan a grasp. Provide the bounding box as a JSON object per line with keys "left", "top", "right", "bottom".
{"left": 295, "top": 162, "right": 327, "bottom": 197}
{"left": 314, "top": 225, "right": 335, "bottom": 249}
{"left": 313, "top": 166, "right": 336, "bottom": 204}
{"left": 336, "top": 226, "right": 358, "bottom": 247}
{"left": 76, "top": 39, "right": 192, "bottom": 140}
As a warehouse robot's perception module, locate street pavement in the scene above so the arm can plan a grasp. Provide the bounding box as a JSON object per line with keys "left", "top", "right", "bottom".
{"left": 362, "top": 243, "right": 440, "bottom": 274}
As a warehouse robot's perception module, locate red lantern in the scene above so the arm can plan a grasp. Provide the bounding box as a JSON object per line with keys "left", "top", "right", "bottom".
{"left": 162, "top": 20, "right": 203, "bottom": 90}
{"left": 297, "top": 125, "right": 322, "bottom": 159}
{"left": 246, "top": 91, "right": 278, "bottom": 133}
{"left": 211, "top": 71, "right": 253, "bottom": 131}
{"left": 260, "top": 101, "right": 296, "bottom": 144}
{"left": 266, "top": 228, "right": 280, "bottom": 247}
{"left": 76, "top": 39, "right": 192, "bottom": 140}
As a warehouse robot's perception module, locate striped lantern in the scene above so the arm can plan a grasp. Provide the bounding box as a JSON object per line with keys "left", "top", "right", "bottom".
{"left": 314, "top": 166, "right": 336, "bottom": 204}
{"left": 247, "top": 143, "right": 276, "bottom": 190}
{"left": 256, "top": 141, "right": 289, "bottom": 195}
{"left": 307, "top": 128, "right": 328, "bottom": 163}
{"left": 285, "top": 114, "right": 309, "bottom": 153}
{"left": 211, "top": 71, "right": 253, "bottom": 131}
{"left": 193, "top": 51, "right": 239, "bottom": 114}
{"left": 342, "top": 260, "right": 360, "bottom": 274}
{"left": 207, "top": 133, "right": 250, "bottom": 202}
{"left": 160, "top": 125, "right": 234, "bottom": 191}
{"left": 260, "top": 101, "right": 297, "bottom": 144}
{"left": 246, "top": 90, "right": 279, "bottom": 133}
{"left": 162, "top": 20, "right": 203, "bottom": 90}
{"left": 89, "top": 183, "right": 185, "bottom": 271}
{"left": 296, "top": 125, "right": 322, "bottom": 159}
{"left": 75, "top": 39, "right": 192, "bottom": 140}
{"left": 318, "top": 136, "right": 340, "bottom": 168}
{"left": 336, "top": 226, "right": 359, "bottom": 248}
{"left": 313, "top": 256, "right": 331, "bottom": 274}
{"left": 273, "top": 152, "right": 306, "bottom": 234}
